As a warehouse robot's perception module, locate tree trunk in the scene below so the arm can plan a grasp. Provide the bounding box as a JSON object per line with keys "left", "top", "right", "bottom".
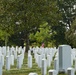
{"left": 25, "top": 33, "right": 29, "bottom": 53}
{"left": 5, "top": 34, "right": 8, "bottom": 51}
{"left": 21, "top": 39, "right": 24, "bottom": 48}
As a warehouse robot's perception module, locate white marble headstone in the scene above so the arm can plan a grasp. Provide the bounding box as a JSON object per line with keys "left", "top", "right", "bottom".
{"left": 0, "top": 61, "right": 2, "bottom": 75}
{"left": 41, "top": 59, "right": 47, "bottom": 75}
{"left": 28, "top": 55, "right": 32, "bottom": 68}
{"left": 48, "top": 69, "right": 56, "bottom": 75}
{"left": 58, "top": 45, "right": 71, "bottom": 72}
{"left": 28, "top": 73, "right": 38, "bottom": 75}
{"left": 67, "top": 67, "right": 74, "bottom": 75}
{"left": 17, "top": 55, "right": 22, "bottom": 69}
{"left": 6, "top": 56, "right": 10, "bottom": 70}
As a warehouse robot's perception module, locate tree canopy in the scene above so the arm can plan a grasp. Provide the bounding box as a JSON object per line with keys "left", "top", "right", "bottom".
{"left": 0, "top": 0, "right": 62, "bottom": 51}
{"left": 66, "top": 18, "right": 76, "bottom": 47}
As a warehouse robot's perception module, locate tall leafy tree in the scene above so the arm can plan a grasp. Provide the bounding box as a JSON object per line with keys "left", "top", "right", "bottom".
{"left": 29, "top": 22, "right": 52, "bottom": 47}
{"left": 65, "top": 18, "right": 76, "bottom": 47}
{"left": 0, "top": 0, "right": 61, "bottom": 52}
{"left": 57, "top": 0, "right": 76, "bottom": 28}
{"left": 51, "top": 22, "right": 66, "bottom": 47}
{"left": 0, "top": 0, "right": 15, "bottom": 47}
{"left": 52, "top": 0, "right": 76, "bottom": 47}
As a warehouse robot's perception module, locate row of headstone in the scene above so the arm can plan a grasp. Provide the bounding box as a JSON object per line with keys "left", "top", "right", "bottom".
{"left": 28, "top": 67, "right": 75, "bottom": 75}
{"left": 28, "top": 47, "right": 55, "bottom": 75}
{"left": 26, "top": 45, "right": 76, "bottom": 75}
{"left": 27, "top": 47, "right": 57, "bottom": 75}
{"left": 48, "top": 67, "right": 75, "bottom": 75}
{"left": 31, "top": 47, "right": 57, "bottom": 68}
{"left": 0, "top": 46, "right": 25, "bottom": 71}
{"left": 1, "top": 45, "right": 76, "bottom": 75}
{"left": 0, "top": 46, "right": 25, "bottom": 57}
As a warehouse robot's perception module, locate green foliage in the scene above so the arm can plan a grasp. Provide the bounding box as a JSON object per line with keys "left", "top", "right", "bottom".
{"left": 65, "top": 18, "right": 76, "bottom": 47}
{"left": 0, "top": 0, "right": 70, "bottom": 48}
{"left": 0, "top": 0, "right": 62, "bottom": 48}
{"left": 0, "top": 0, "right": 59, "bottom": 33}
{"left": 51, "top": 22, "right": 67, "bottom": 47}
{"left": 8, "top": 32, "right": 24, "bottom": 46}
{"left": 51, "top": 0, "right": 76, "bottom": 47}
{"left": 0, "top": 30, "right": 7, "bottom": 40}
{"left": 57, "top": 0, "right": 76, "bottom": 28}
{"left": 29, "top": 22, "right": 52, "bottom": 47}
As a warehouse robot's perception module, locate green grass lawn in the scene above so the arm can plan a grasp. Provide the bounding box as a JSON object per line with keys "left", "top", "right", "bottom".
{"left": 2, "top": 52, "right": 70, "bottom": 75}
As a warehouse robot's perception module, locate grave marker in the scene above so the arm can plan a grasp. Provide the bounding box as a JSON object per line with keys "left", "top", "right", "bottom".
{"left": 41, "top": 59, "right": 47, "bottom": 75}
{"left": 28, "top": 55, "right": 32, "bottom": 68}
{"left": 6, "top": 56, "right": 10, "bottom": 70}
{"left": 29, "top": 73, "right": 38, "bottom": 75}
{"left": 67, "top": 67, "right": 74, "bottom": 75}
{"left": 0, "top": 62, "right": 2, "bottom": 75}
{"left": 48, "top": 70, "right": 56, "bottom": 75}
{"left": 17, "top": 55, "right": 22, "bottom": 69}
{"left": 58, "top": 45, "right": 71, "bottom": 72}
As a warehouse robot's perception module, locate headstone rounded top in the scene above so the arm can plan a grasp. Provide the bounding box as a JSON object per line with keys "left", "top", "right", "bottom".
{"left": 54, "top": 58, "right": 57, "bottom": 60}
{"left": 29, "top": 73, "right": 38, "bottom": 75}
{"left": 42, "top": 58, "right": 46, "bottom": 60}
{"left": 67, "top": 67, "right": 74, "bottom": 70}
{"left": 59, "top": 45, "right": 71, "bottom": 47}
{"left": 6, "top": 56, "right": 9, "bottom": 57}
{"left": 18, "top": 55, "right": 21, "bottom": 57}
{"left": 48, "top": 69, "right": 55, "bottom": 72}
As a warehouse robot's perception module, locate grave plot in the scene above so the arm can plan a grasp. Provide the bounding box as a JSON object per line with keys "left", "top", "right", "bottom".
{"left": 2, "top": 45, "right": 76, "bottom": 75}
{"left": 2, "top": 46, "right": 57, "bottom": 75}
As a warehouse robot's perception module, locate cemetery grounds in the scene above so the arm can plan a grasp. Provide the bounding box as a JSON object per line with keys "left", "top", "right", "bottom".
{"left": 3, "top": 52, "right": 68, "bottom": 75}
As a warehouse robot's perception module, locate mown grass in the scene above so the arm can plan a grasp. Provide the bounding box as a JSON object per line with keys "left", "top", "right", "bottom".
{"left": 3, "top": 52, "right": 68, "bottom": 75}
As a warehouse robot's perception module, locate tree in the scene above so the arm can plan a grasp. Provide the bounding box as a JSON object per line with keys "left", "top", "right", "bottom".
{"left": 50, "top": 0, "right": 76, "bottom": 47}
{"left": 50, "top": 21, "right": 67, "bottom": 47}
{"left": 0, "top": 0, "right": 15, "bottom": 47}
{"left": 8, "top": 32, "right": 24, "bottom": 47}
{"left": 57, "top": 0, "right": 76, "bottom": 28}
{"left": 0, "top": 0, "right": 62, "bottom": 52}
{"left": 29, "top": 22, "right": 52, "bottom": 47}
{"left": 65, "top": 18, "right": 76, "bottom": 47}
